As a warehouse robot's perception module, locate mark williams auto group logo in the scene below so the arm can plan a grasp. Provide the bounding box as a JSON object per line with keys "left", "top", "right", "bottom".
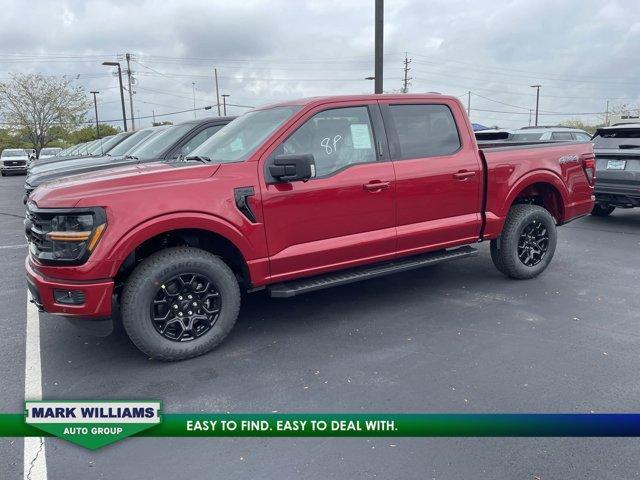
{"left": 25, "top": 401, "right": 161, "bottom": 449}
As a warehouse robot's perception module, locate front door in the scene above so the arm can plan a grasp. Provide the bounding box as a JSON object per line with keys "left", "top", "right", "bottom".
{"left": 260, "top": 103, "right": 396, "bottom": 282}
{"left": 379, "top": 100, "right": 483, "bottom": 256}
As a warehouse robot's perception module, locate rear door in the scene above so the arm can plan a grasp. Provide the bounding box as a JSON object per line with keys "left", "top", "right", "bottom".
{"left": 260, "top": 102, "right": 396, "bottom": 281}
{"left": 379, "top": 99, "right": 483, "bottom": 256}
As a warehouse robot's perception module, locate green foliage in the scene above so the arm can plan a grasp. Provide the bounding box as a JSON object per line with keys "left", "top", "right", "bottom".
{"left": 66, "top": 125, "right": 121, "bottom": 144}
{"left": 0, "top": 73, "right": 90, "bottom": 152}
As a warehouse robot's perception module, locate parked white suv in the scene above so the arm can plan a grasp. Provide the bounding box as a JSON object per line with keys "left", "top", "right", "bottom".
{"left": 1, "top": 148, "right": 29, "bottom": 176}
{"left": 509, "top": 126, "right": 592, "bottom": 142}
{"left": 38, "top": 147, "right": 62, "bottom": 159}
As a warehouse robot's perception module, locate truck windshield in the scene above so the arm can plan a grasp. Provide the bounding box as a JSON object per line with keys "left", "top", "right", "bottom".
{"left": 2, "top": 150, "right": 26, "bottom": 157}
{"left": 89, "top": 133, "right": 129, "bottom": 155}
{"left": 108, "top": 128, "right": 159, "bottom": 157}
{"left": 128, "top": 124, "right": 194, "bottom": 160}
{"left": 190, "top": 106, "right": 301, "bottom": 163}
{"left": 592, "top": 129, "right": 640, "bottom": 149}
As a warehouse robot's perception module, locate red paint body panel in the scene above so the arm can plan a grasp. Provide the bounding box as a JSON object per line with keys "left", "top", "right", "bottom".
{"left": 26, "top": 94, "right": 594, "bottom": 320}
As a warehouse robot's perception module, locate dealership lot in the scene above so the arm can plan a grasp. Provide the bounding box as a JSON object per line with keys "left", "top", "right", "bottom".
{"left": 1, "top": 172, "right": 640, "bottom": 478}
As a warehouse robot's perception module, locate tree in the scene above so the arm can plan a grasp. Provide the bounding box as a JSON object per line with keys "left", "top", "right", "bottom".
{"left": 67, "top": 125, "right": 121, "bottom": 145}
{"left": 0, "top": 74, "right": 89, "bottom": 154}
{"left": 560, "top": 119, "right": 601, "bottom": 135}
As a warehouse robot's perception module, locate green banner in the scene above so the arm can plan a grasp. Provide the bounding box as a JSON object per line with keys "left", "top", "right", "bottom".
{"left": 2, "top": 409, "right": 639, "bottom": 450}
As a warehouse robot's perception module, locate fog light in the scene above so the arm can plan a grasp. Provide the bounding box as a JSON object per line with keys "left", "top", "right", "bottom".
{"left": 53, "top": 289, "right": 85, "bottom": 305}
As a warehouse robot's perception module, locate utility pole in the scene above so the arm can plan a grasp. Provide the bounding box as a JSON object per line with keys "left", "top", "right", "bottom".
{"left": 90, "top": 91, "right": 100, "bottom": 139}
{"left": 214, "top": 68, "right": 221, "bottom": 116}
{"left": 152, "top": 109, "right": 156, "bottom": 125}
{"left": 605, "top": 100, "right": 610, "bottom": 126}
{"left": 529, "top": 109, "right": 532, "bottom": 127}
{"left": 467, "top": 91, "right": 471, "bottom": 116}
{"left": 374, "top": 0, "right": 383, "bottom": 94}
{"left": 125, "top": 53, "right": 136, "bottom": 130}
{"left": 222, "top": 94, "right": 230, "bottom": 116}
{"left": 531, "top": 84, "right": 541, "bottom": 127}
{"left": 192, "top": 82, "right": 197, "bottom": 119}
{"left": 402, "top": 52, "right": 412, "bottom": 93}
{"left": 102, "top": 61, "right": 127, "bottom": 131}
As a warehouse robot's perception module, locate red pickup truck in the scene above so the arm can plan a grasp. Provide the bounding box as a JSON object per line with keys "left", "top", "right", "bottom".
{"left": 26, "top": 94, "right": 595, "bottom": 360}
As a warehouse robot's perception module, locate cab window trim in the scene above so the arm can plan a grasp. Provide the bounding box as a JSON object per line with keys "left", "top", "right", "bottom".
{"left": 380, "top": 103, "right": 463, "bottom": 161}
{"left": 264, "top": 104, "right": 385, "bottom": 183}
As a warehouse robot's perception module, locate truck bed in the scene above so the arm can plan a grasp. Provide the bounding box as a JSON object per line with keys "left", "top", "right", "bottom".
{"left": 478, "top": 141, "right": 595, "bottom": 238}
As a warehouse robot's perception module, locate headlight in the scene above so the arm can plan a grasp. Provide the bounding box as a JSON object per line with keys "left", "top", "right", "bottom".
{"left": 25, "top": 205, "right": 107, "bottom": 265}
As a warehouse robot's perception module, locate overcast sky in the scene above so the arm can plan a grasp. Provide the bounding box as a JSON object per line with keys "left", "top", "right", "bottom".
{"left": 0, "top": 0, "right": 638, "bottom": 129}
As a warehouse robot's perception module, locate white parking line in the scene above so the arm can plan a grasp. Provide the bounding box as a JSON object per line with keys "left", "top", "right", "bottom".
{"left": 0, "top": 244, "right": 27, "bottom": 249}
{"left": 24, "top": 294, "right": 47, "bottom": 480}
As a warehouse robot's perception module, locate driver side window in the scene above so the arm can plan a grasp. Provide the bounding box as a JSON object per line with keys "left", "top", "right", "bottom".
{"left": 280, "top": 106, "right": 376, "bottom": 177}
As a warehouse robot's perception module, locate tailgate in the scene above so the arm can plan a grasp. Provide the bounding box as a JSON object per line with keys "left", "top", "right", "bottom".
{"left": 594, "top": 150, "right": 640, "bottom": 194}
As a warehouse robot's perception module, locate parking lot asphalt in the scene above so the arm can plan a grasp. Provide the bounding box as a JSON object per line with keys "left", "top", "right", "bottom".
{"left": 1, "top": 172, "right": 640, "bottom": 479}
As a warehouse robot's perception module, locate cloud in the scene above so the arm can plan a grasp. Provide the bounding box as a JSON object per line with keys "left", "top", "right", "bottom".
{"left": 0, "top": 0, "right": 638, "bottom": 129}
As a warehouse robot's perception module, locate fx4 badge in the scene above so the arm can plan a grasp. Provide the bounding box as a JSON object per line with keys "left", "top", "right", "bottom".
{"left": 558, "top": 154, "right": 579, "bottom": 164}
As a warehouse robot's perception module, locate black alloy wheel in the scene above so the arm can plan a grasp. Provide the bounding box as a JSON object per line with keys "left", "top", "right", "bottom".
{"left": 151, "top": 273, "right": 221, "bottom": 342}
{"left": 516, "top": 220, "right": 549, "bottom": 267}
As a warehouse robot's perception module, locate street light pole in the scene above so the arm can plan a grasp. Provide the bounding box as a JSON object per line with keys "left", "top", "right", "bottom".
{"left": 221, "top": 94, "right": 230, "bottom": 116}
{"left": 125, "top": 53, "right": 135, "bottom": 130}
{"left": 531, "top": 84, "right": 541, "bottom": 127}
{"left": 192, "top": 82, "right": 197, "bottom": 119}
{"left": 374, "top": 0, "right": 384, "bottom": 94}
{"left": 102, "top": 61, "right": 127, "bottom": 132}
{"left": 214, "top": 68, "right": 221, "bottom": 116}
{"left": 90, "top": 91, "right": 100, "bottom": 139}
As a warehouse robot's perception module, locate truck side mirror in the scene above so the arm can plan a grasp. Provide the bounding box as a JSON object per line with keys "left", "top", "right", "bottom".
{"left": 269, "top": 154, "right": 315, "bottom": 183}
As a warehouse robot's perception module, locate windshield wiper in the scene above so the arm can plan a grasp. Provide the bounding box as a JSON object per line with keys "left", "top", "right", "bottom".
{"left": 125, "top": 155, "right": 139, "bottom": 160}
{"left": 185, "top": 155, "right": 211, "bottom": 164}
{"left": 618, "top": 144, "right": 640, "bottom": 149}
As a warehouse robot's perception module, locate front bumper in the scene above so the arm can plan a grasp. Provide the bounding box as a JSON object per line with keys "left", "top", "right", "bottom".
{"left": 2, "top": 165, "right": 27, "bottom": 173}
{"left": 25, "top": 256, "right": 114, "bottom": 319}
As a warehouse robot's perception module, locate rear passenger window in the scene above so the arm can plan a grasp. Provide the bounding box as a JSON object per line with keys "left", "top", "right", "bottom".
{"left": 280, "top": 106, "right": 377, "bottom": 177}
{"left": 388, "top": 104, "right": 461, "bottom": 159}
{"left": 551, "top": 132, "right": 574, "bottom": 141}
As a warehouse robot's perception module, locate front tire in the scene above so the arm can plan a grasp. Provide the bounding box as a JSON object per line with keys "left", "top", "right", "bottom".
{"left": 591, "top": 204, "right": 615, "bottom": 217}
{"left": 121, "top": 247, "right": 241, "bottom": 361}
{"left": 491, "top": 204, "right": 557, "bottom": 279}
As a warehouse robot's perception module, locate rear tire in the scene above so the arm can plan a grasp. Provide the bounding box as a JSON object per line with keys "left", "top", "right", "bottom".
{"left": 591, "top": 204, "right": 615, "bottom": 217}
{"left": 491, "top": 204, "right": 557, "bottom": 279}
{"left": 121, "top": 247, "right": 241, "bottom": 361}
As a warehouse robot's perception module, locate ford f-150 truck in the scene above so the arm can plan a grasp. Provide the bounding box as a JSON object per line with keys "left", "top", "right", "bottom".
{"left": 25, "top": 94, "right": 595, "bottom": 361}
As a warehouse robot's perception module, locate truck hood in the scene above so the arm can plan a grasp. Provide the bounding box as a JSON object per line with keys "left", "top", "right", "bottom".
{"left": 27, "top": 155, "right": 133, "bottom": 188}
{"left": 28, "top": 154, "right": 119, "bottom": 176}
{"left": 31, "top": 161, "right": 221, "bottom": 208}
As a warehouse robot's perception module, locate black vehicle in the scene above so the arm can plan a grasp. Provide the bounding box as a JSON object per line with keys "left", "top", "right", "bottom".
{"left": 29, "top": 131, "right": 135, "bottom": 170}
{"left": 591, "top": 124, "right": 640, "bottom": 216}
{"left": 24, "top": 117, "right": 234, "bottom": 202}
{"left": 28, "top": 128, "right": 158, "bottom": 177}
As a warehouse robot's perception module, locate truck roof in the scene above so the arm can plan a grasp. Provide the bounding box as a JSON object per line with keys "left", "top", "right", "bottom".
{"left": 257, "top": 93, "right": 452, "bottom": 110}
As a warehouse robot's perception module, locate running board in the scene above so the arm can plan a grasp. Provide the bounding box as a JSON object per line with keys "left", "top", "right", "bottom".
{"left": 267, "top": 246, "right": 478, "bottom": 298}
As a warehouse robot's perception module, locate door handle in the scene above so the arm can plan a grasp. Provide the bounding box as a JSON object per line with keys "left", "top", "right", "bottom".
{"left": 363, "top": 181, "right": 390, "bottom": 191}
{"left": 453, "top": 170, "right": 476, "bottom": 180}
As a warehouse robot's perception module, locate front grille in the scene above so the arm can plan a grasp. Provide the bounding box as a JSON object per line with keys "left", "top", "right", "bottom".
{"left": 25, "top": 206, "right": 53, "bottom": 256}
{"left": 3, "top": 160, "right": 26, "bottom": 166}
